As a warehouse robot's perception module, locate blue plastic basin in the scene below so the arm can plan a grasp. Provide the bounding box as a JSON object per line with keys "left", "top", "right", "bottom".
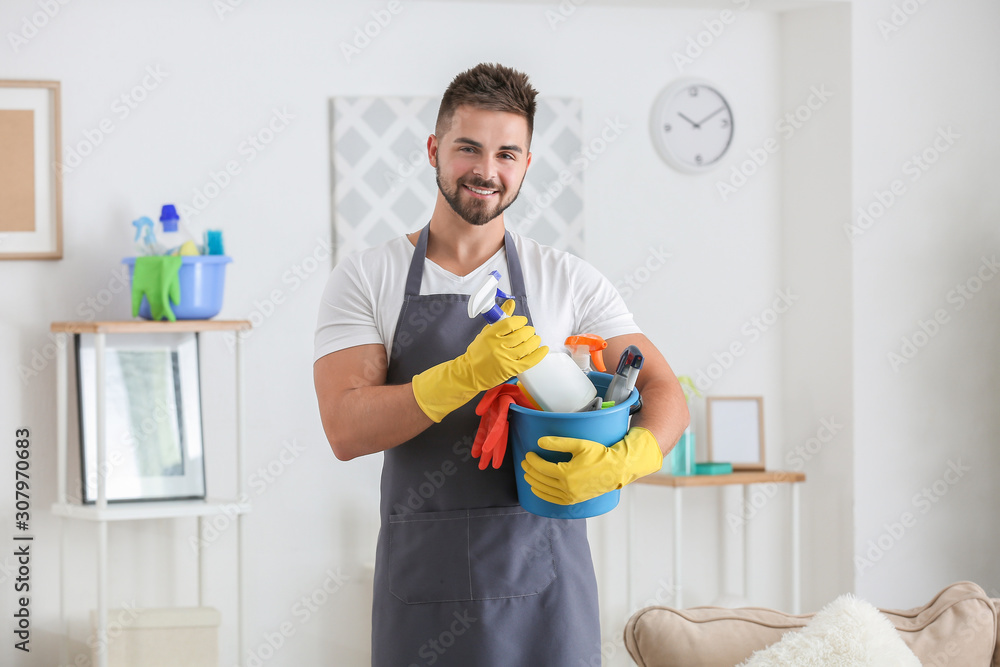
{"left": 508, "top": 371, "right": 640, "bottom": 520}
{"left": 123, "top": 255, "right": 232, "bottom": 320}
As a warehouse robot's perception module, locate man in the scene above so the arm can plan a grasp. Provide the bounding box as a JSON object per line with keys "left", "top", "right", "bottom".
{"left": 314, "top": 63, "right": 689, "bottom": 666}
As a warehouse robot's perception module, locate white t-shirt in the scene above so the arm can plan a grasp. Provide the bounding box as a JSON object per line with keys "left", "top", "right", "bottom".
{"left": 313, "top": 229, "right": 642, "bottom": 364}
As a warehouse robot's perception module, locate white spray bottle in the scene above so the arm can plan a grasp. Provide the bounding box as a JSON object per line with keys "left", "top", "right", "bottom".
{"left": 469, "top": 271, "right": 597, "bottom": 413}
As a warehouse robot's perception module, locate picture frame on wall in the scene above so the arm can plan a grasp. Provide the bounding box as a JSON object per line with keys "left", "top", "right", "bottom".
{"left": 75, "top": 332, "right": 206, "bottom": 504}
{"left": 0, "top": 80, "right": 62, "bottom": 259}
{"left": 706, "top": 396, "right": 765, "bottom": 471}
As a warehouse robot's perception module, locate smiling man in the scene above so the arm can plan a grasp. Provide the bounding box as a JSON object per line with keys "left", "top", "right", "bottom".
{"left": 313, "top": 63, "right": 689, "bottom": 666}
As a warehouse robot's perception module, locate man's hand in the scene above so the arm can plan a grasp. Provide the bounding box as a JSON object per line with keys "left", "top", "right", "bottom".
{"left": 411, "top": 299, "right": 548, "bottom": 423}
{"left": 519, "top": 427, "right": 663, "bottom": 504}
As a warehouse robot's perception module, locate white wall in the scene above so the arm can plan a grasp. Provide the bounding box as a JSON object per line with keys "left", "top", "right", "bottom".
{"left": 2, "top": 0, "right": 996, "bottom": 665}
{"left": 779, "top": 2, "right": 854, "bottom": 613}
{"left": 851, "top": 0, "right": 1000, "bottom": 608}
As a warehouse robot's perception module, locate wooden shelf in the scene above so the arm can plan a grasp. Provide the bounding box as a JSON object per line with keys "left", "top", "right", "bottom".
{"left": 51, "top": 320, "right": 251, "bottom": 334}
{"left": 636, "top": 470, "right": 806, "bottom": 488}
{"left": 51, "top": 498, "right": 252, "bottom": 522}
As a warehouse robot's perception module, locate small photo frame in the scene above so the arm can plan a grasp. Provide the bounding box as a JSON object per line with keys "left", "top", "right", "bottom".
{"left": 706, "top": 396, "right": 765, "bottom": 471}
{"left": 0, "top": 80, "right": 62, "bottom": 259}
{"left": 75, "top": 332, "right": 206, "bottom": 503}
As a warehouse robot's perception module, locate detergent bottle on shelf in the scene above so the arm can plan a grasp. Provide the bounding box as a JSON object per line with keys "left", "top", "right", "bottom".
{"left": 159, "top": 204, "right": 201, "bottom": 256}
{"left": 468, "top": 271, "right": 597, "bottom": 413}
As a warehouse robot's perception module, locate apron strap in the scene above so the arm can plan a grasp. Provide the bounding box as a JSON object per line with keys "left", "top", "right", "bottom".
{"left": 403, "top": 223, "right": 531, "bottom": 305}
{"left": 503, "top": 228, "right": 528, "bottom": 299}
{"left": 404, "top": 224, "right": 432, "bottom": 297}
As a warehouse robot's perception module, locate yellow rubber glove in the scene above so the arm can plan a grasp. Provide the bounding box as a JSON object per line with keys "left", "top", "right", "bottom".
{"left": 520, "top": 427, "right": 663, "bottom": 505}
{"left": 412, "top": 299, "right": 548, "bottom": 423}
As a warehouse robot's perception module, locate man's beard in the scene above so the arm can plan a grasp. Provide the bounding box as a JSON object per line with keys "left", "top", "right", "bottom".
{"left": 436, "top": 165, "right": 523, "bottom": 227}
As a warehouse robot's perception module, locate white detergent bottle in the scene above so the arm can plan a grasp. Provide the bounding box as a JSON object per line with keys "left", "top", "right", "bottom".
{"left": 469, "top": 271, "right": 597, "bottom": 413}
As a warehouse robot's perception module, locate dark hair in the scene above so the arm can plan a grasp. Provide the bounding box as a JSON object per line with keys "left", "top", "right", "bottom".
{"left": 435, "top": 63, "right": 538, "bottom": 144}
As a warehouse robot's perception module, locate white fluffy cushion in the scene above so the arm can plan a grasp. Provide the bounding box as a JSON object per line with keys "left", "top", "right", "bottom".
{"left": 738, "top": 594, "right": 921, "bottom": 667}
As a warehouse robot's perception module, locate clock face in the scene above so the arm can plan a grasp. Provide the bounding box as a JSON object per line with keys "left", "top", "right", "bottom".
{"left": 651, "top": 81, "right": 734, "bottom": 172}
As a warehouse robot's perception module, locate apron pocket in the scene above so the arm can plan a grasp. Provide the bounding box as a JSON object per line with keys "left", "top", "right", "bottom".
{"left": 467, "top": 506, "right": 556, "bottom": 600}
{"left": 387, "top": 506, "right": 556, "bottom": 604}
{"left": 388, "top": 509, "right": 472, "bottom": 604}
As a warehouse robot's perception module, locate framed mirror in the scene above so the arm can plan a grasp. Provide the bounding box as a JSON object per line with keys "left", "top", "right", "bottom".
{"left": 75, "top": 332, "right": 206, "bottom": 503}
{"left": 706, "top": 396, "right": 765, "bottom": 471}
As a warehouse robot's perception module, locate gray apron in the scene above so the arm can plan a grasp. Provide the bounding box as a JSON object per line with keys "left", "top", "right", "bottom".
{"left": 371, "top": 224, "right": 601, "bottom": 666}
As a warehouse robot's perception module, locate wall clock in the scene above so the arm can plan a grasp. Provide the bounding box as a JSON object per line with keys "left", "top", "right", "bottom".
{"left": 650, "top": 79, "right": 734, "bottom": 173}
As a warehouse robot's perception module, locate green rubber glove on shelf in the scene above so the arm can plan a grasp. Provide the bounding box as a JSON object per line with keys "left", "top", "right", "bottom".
{"left": 411, "top": 299, "right": 548, "bottom": 423}
{"left": 131, "top": 256, "right": 183, "bottom": 322}
{"left": 520, "top": 427, "right": 663, "bottom": 505}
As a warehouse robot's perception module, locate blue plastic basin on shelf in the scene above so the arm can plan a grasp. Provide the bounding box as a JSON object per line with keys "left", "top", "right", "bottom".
{"left": 123, "top": 255, "right": 232, "bottom": 320}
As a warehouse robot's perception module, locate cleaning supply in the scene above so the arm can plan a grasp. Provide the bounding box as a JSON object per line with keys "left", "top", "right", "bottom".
{"left": 131, "top": 216, "right": 161, "bottom": 256}
{"left": 694, "top": 462, "right": 732, "bottom": 475}
{"left": 472, "top": 384, "right": 538, "bottom": 470}
{"left": 520, "top": 426, "right": 663, "bottom": 505}
{"left": 204, "top": 230, "right": 224, "bottom": 256}
{"left": 666, "top": 375, "right": 703, "bottom": 476}
{"left": 131, "top": 256, "right": 183, "bottom": 321}
{"left": 411, "top": 298, "right": 548, "bottom": 423}
{"left": 605, "top": 345, "right": 644, "bottom": 406}
{"left": 670, "top": 427, "right": 696, "bottom": 476}
{"left": 469, "top": 271, "right": 597, "bottom": 413}
{"left": 159, "top": 204, "right": 200, "bottom": 256}
{"left": 508, "top": 371, "right": 640, "bottom": 518}
{"left": 178, "top": 240, "right": 200, "bottom": 256}
{"left": 565, "top": 334, "right": 607, "bottom": 374}
{"left": 124, "top": 255, "right": 232, "bottom": 320}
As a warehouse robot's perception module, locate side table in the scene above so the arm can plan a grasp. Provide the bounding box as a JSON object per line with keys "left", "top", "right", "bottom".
{"left": 627, "top": 470, "right": 806, "bottom": 612}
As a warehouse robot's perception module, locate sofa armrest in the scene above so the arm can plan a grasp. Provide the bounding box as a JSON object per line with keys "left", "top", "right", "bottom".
{"left": 992, "top": 599, "right": 1000, "bottom": 667}
{"left": 624, "top": 581, "right": 998, "bottom": 667}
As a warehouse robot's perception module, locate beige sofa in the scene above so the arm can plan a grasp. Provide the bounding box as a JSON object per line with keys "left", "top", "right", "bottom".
{"left": 624, "top": 581, "right": 1000, "bottom": 666}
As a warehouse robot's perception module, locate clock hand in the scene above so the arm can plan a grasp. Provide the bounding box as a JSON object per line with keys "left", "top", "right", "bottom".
{"left": 677, "top": 112, "right": 700, "bottom": 129}
{"left": 696, "top": 106, "right": 726, "bottom": 126}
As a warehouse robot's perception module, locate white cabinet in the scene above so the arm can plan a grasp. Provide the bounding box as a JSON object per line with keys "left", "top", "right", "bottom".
{"left": 51, "top": 319, "right": 252, "bottom": 667}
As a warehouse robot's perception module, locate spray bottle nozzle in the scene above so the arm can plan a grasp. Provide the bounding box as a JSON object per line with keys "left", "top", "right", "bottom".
{"left": 564, "top": 334, "right": 608, "bottom": 373}
{"left": 132, "top": 216, "right": 154, "bottom": 242}
{"left": 490, "top": 270, "right": 512, "bottom": 302}
{"left": 469, "top": 270, "right": 513, "bottom": 324}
